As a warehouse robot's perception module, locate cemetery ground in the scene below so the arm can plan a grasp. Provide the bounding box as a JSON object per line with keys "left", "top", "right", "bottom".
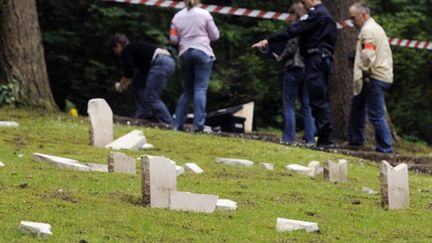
{"left": 1, "top": 107, "right": 432, "bottom": 242}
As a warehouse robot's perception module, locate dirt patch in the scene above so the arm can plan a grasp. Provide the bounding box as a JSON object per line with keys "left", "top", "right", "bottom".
{"left": 42, "top": 190, "right": 79, "bottom": 203}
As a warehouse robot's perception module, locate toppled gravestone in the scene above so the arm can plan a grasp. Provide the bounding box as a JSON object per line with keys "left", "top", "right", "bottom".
{"left": 108, "top": 152, "right": 136, "bottom": 174}
{"left": 276, "top": 218, "right": 319, "bottom": 233}
{"left": 19, "top": 221, "right": 52, "bottom": 237}
{"left": 32, "top": 153, "right": 90, "bottom": 171}
{"left": 169, "top": 192, "right": 219, "bottom": 213}
{"left": 106, "top": 130, "right": 147, "bottom": 151}
{"left": 216, "top": 199, "right": 237, "bottom": 210}
{"left": 184, "top": 163, "right": 204, "bottom": 174}
{"left": 285, "top": 161, "right": 322, "bottom": 177}
{"left": 0, "top": 121, "right": 19, "bottom": 128}
{"left": 215, "top": 158, "right": 254, "bottom": 167}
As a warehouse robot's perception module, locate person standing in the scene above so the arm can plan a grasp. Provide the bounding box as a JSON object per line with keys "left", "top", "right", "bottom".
{"left": 275, "top": 2, "right": 315, "bottom": 146}
{"left": 169, "top": 0, "right": 220, "bottom": 132}
{"left": 111, "top": 33, "right": 175, "bottom": 124}
{"left": 347, "top": 3, "right": 394, "bottom": 153}
{"left": 252, "top": 0, "right": 337, "bottom": 149}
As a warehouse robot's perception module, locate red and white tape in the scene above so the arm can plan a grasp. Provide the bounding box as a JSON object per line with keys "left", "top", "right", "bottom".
{"left": 105, "top": 0, "right": 432, "bottom": 50}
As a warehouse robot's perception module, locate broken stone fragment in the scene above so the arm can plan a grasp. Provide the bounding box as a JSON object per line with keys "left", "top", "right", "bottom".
{"left": 276, "top": 218, "right": 319, "bottom": 233}
{"left": 105, "top": 130, "right": 147, "bottom": 151}
{"left": 0, "top": 121, "right": 19, "bottom": 128}
{"left": 32, "top": 153, "right": 90, "bottom": 171}
{"left": 260, "top": 163, "right": 274, "bottom": 170}
{"left": 184, "top": 163, "right": 204, "bottom": 174}
{"left": 216, "top": 199, "right": 237, "bottom": 210}
{"left": 19, "top": 221, "right": 52, "bottom": 237}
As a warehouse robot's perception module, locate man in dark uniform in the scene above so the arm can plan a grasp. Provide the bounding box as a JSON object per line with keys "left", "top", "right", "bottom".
{"left": 252, "top": 0, "right": 337, "bottom": 149}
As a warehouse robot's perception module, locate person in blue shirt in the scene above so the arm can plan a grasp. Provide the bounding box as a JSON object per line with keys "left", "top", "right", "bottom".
{"left": 253, "top": 0, "right": 337, "bottom": 149}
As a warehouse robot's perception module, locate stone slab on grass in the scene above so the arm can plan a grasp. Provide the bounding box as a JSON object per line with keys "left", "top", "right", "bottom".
{"left": 0, "top": 161, "right": 4, "bottom": 168}
{"left": 260, "top": 163, "right": 274, "bottom": 170}
{"left": 215, "top": 158, "right": 253, "bottom": 167}
{"left": 141, "top": 155, "right": 177, "bottom": 209}
{"left": 176, "top": 166, "right": 185, "bottom": 176}
{"left": 276, "top": 218, "right": 319, "bottom": 233}
{"left": 106, "top": 130, "right": 147, "bottom": 151}
{"left": 0, "top": 121, "right": 19, "bottom": 128}
{"left": 141, "top": 143, "right": 155, "bottom": 150}
{"left": 170, "top": 192, "right": 218, "bottom": 213}
{"left": 108, "top": 152, "right": 136, "bottom": 174}
{"left": 184, "top": 163, "right": 204, "bottom": 174}
{"left": 32, "top": 153, "right": 90, "bottom": 171}
{"left": 216, "top": 199, "right": 237, "bottom": 210}
{"left": 380, "top": 160, "right": 409, "bottom": 209}
{"left": 87, "top": 163, "right": 109, "bottom": 172}
{"left": 19, "top": 221, "right": 52, "bottom": 237}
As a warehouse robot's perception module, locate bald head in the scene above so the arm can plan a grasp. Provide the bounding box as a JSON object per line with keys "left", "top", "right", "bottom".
{"left": 349, "top": 2, "right": 370, "bottom": 29}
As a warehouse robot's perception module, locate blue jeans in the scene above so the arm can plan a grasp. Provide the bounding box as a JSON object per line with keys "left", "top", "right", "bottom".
{"left": 132, "top": 55, "right": 175, "bottom": 124}
{"left": 282, "top": 68, "right": 315, "bottom": 143}
{"left": 348, "top": 78, "right": 393, "bottom": 153}
{"left": 171, "top": 49, "right": 213, "bottom": 131}
{"left": 304, "top": 54, "right": 334, "bottom": 145}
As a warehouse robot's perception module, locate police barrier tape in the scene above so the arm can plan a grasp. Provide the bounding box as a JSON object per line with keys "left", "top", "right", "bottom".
{"left": 105, "top": 0, "right": 432, "bottom": 50}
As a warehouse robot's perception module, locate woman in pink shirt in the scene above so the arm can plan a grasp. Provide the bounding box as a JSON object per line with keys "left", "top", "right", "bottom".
{"left": 169, "top": 0, "right": 220, "bottom": 132}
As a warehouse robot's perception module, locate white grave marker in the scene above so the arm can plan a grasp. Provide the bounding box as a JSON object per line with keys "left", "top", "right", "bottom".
{"left": 87, "top": 163, "right": 109, "bottom": 172}
{"left": 276, "top": 218, "right": 319, "bottom": 233}
{"left": 380, "top": 161, "right": 409, "bottom": 209}
{"left": 87, "top": 98, "right": 113, "bottom": 147}
{"left": 0, "top": 121, "right": 19, "bottom": 128}
{"left": 215, "top": 158, "right": 254, "bottom": 167}
{"left": 260, "top": 163, "right": 274, "bottom": 170}
{"left": 0, "top": 161, "right": 4, "bottom": 168}
{"left": 169, "top": 192, "right": 218, "bottom": 213}
{"left": 184, "top": 163, "right": 204, "bottom": 174}
{"left": 32, "top": 153, "right": 90, "bottom": 171}
{"left": 141, "top": 156, "right": 177, "bottom": 208}
{"left": 106, "top": 130, "right": 147, "bottom": 151}
{"left": 108, "top": 152, "right": 136, "bottom": 174}
{"left": 324, "top": 159, "right": 348, "bottom": 183}
{"left": 216, "top": 199, "right": 237, "bottom": 210}
{"left": 176, "top": 166, "right": 185, "bottom": 176}
{"left": 19, "top": 221, "right": 52, "bottom": 237}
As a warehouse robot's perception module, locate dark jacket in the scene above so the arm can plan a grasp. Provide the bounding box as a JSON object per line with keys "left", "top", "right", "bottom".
{"left": 276, "top": 37, "right": 305, "bottom": 70}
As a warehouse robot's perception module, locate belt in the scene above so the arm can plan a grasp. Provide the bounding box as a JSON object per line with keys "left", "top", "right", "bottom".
{"left": 306, "top": 48, "right": 332, "bottom": 57}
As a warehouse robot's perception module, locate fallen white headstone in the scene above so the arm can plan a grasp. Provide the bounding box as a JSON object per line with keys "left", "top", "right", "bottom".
{"left": 87, "top": 98, "right": 113, "bottom": 148}
{"left": 216, "top": 199, "right": 237, "bottom": 210}
{"left": 87, "top": 163, "right": 109, "bottom": 172}
{"left": 0, "top": 121, "right": 19, "bottom": 128}
{"left": 19, "top": 221, "right": 52, "bottom": 237}
{"left": 380, "top": 160, "right": 409, "bottom": 209}
{"left": 141, "top": 155, "right": 177, "bottom": 208}
{"left": 276, "top": 218, "right": 319, "bottom": 233}
{"left": 141, "top": 143, "right": 155, "bottom": 150}
{"left": 32, "top": 153, "right": 90, "bottom": 171}
{"left": 324, "top": 159, "right": 348, "bottom": 183}
{"left": 184, "top": 163, "right": 204, "bottom": 174}
{"left": 106, "top": 130, "right": 147, "bottom": 151}
{"left": 170, "top": 192, "right": 219, "bottom": 213}
{"left": 260, "top": 163, "right": 274, "bottom": 170}
{"left": 215, "top": 158, "right": 254, "bottom": 167}
{"left": 286, "top": 164, "right": 314, "bottom": 176}
{"left": 307, "top": 161, "right": 322, "bottom": 175}
{"left": 176, "top": 165, "right": 185, "bottom": 176}
{"left": 0, "top": 161, "right": 4, "bottom": 168}
{"left": 108, "top": 152, "right": 136, "bottom": 174}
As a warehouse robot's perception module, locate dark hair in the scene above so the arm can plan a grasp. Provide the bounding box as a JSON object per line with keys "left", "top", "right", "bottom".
{"left": 110, "top": 33, "right": 129, "bottom": 48}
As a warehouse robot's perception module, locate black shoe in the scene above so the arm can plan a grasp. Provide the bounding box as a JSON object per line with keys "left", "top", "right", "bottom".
{"left": 314, "top": 142, "right": 336, "bottom": 151}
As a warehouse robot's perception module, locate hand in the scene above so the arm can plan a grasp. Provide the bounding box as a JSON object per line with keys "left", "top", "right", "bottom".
{"left": 115, "top": 77, "right": 132, "bottom": 92}
{"left": 251, "top": 39, "right": 269, "bottom": 49}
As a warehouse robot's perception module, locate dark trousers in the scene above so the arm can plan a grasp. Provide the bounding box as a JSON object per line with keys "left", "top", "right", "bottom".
{"left": 304, "top": 54, "right": 334, "bottom": 145}
{"left": 348, "top": 78, "right": 393, "bottom": 153}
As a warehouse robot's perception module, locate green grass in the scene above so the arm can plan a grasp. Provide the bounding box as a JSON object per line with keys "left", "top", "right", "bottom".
{"left": 0, "top": 107, "right": 431, "bottom": 242}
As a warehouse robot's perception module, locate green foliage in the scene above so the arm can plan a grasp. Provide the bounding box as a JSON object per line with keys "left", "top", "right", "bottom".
{"left": 0, "top": 81, "right": 15, "bottom": 106}
{"left": 1, "top": 107, "right": 432, "bottom": 241}
{"left": 36, "top": 0, "right": 432, "bottom": 143}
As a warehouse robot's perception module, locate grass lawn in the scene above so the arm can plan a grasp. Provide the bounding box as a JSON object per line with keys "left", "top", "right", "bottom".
{"left": 0, "top": 107, "right": 431, "bottom": 242}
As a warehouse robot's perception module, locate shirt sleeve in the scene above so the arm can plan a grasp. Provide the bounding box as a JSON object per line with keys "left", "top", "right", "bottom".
{"left": 122, "top": 48, "right": 134, "bottom": 79}
{"left": 267, "top": 14, "right": 319, "bottom": 43}
{"left": 169, "top": 22, "right": 179, "bottom": 45}
{"left": 206, "top": 15, "right": 220, "bottom": 41}
{"left": 359, "top": 31, "right": 377, "bottom": 71}
{"left": 277, "top": 38, "right": 299, "bottom": 62}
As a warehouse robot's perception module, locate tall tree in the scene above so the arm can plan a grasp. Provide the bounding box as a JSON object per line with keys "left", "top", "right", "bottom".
{"left": 324, "top": 0, "right": 358, "bottom": 140}
{"left": 0, "top": 0, "right": 56, "bottom": 110}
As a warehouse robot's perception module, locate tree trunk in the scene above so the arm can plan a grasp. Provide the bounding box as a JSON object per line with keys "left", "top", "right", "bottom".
{"left": 324, "top": 0, "right": 358, "bottom": 141}
{"left": 0, "top": 0, "right": 57, "bottom": 110}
